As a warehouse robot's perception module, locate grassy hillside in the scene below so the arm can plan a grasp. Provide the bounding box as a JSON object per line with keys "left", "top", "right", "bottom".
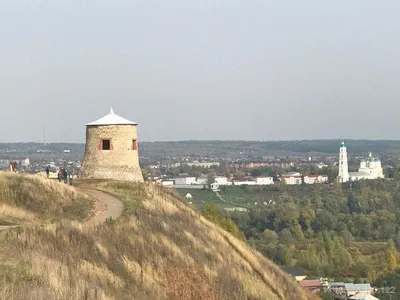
{"left": 0, "top": 174, "right": 318, "bottom": 300}
{"left": 0, "top": 172, "right": 92, "bottom": 225}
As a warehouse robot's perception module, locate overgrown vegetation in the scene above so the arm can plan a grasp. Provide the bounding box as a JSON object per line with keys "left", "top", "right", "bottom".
{"left": 0, "top": 176, "right": 317, "bottom": 300}
{"left": 202, "top": 203, "right": 245, "bottom": 240}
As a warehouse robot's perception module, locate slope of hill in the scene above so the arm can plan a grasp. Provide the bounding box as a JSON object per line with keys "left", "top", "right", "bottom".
{"left": 0, "top": 173, "right": 318, "bottom": 300}
{"left": 0, "top": 172, "right": 92, "bottom": 226}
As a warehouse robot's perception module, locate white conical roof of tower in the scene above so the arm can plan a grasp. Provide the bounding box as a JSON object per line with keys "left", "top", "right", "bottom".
{"left": 86, "top": 107, "right": 137, "bottom": 126}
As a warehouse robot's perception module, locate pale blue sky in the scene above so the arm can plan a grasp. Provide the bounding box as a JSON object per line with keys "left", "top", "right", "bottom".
{"left": 0, "top": 1, "right": 399, "bottom": 142}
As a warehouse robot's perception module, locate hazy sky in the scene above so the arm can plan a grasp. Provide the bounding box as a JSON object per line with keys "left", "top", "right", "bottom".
{"left": 1, "top": 1, "right": 399, "bottom": 143}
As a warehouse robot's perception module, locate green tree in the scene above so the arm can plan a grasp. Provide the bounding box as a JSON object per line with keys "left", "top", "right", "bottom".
{"left": 202, "top": 204, "right": 220, "bottom": 223}
{"left": 220, "top": 218, "right": 246, "bottom": 240}
{"left": 332, "top": 248, "right": 353, "bottom": 273}
{"left": 260, "top": 229, "right": 278, "bottom": 245}
{"left": 347, "top": 193, "right": 359, "bottom": 213}
{"left": 276, "top": 244, "right": 292, "bottom": 265}
{"left": 299, "top": 199, "right": 316, "bottom": 231}
{"left": 202, "top": 204, "right": 245, "bottom": 240}
{"left": 339, "top": 230, "right": 354, "bottom": 244}
{"left": 386, "top": 239, "right": 397, "bottom": 272}
{"left": 273, "top": 204, "right": 299, "bottom": 231}
{"left": 312, "top": 210, "right": 337, "bottom": 232}
{"left": 207, "top": 175, "right": 215, "bottom": 185}
{"left": 278, "top": 228, "right": 294, "bottom": 245}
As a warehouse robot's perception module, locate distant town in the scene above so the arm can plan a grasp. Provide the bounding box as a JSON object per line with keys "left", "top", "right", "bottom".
{"left": 0, "top": 140, "right": 397, "bottom": 187}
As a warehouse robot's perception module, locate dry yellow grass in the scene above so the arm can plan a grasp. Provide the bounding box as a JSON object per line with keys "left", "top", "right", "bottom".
{"left": 0, "top": 203, "right": 38, "bottom": 223}
{"left": 0, "top": 177, "right": 319, "bottom": 300}
{"left": 0, "top": 171, "right": 92, "bottom": 223}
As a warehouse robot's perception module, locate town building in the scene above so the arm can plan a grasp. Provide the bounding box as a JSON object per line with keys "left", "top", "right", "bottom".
{"left": 349, "top": 294, "right": 380, "bottom": 300}
{"left": 232, "top": 179, "right": 256, "bottom": 186}
{"left": 303, "top": 175, "right": 328, "bottom": 184}
{"left": 195, "top": 175, "right": 208, "bottom": 185}
{"left": 174, "top": 176, "right": 197, "bottom": 185}
{"left": 161, "top": 180, "right": 174, "bottom": 186}
{"left": 214, "top": 176, "right": 229, "bottom": 185}
{"left": 282, "top": 265, "right": 307, "bottom": 281}
{"left": 281, "top": 172, "right": 302, "bottom": 185}
{"left": 185, "top": 162, "right": 220, "bottom": 168}
{"left": 337, "top": 142, "right": 384, "bottom": 183}
{"left": 298, "top": 280, "right": 323, "bottom": 294}
{"left": 281, "top": 172, "right": 328, "bottom": 185}
{"left": 78, "top": 107, "right": 144, "bottom": 181}
{"left": 254, "top": 176, "right": 274, "bottom": 185}
{"left": 329, "top": 282, "right": 374, "bottom": 298}
{"left": 316, "top": 162, "right": 328, "bottom": 169}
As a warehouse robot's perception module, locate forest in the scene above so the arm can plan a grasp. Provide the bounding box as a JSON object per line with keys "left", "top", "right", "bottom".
{"left": 202, "top": 179, "right": 400, "bottom": 286}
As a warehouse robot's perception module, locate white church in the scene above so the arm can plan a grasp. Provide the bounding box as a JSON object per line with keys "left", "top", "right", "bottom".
{"left": 337, "top": 141, "right": 384, "bottom": 183}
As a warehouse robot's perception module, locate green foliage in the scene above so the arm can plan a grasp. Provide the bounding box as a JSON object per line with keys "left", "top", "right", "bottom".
{"left": 202, "top": 204, "right": 245, "bottom": 240}
{"left": 276, "top": 244, "right": 292, "bottom": 265}
{"left": 317, "top": 290, "right": 334, "bottom": 300}
{"left": 278, "top": 229, "right": 294, "bottom": 245}
{"left": 386, "top": 239, "right": 397, "bottom": 272}
{"left": 374, "top": 272, "right": 400, "bottom": 300}
{"left": 230, "top": 179, "right": 400, "bottom": 278}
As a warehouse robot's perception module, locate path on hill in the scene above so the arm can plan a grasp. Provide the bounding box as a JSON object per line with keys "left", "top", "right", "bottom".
{"left": 79, "top": 189, "right": 124, "bottom": 226}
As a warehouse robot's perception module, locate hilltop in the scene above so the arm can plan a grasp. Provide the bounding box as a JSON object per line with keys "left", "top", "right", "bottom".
{"left": 0, "top": 172, "right": 318, "bottom": 300}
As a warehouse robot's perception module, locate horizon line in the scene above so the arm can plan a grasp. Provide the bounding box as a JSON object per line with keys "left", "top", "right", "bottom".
{"left": 2, "top": 138, "right": 400, "bottom": 144}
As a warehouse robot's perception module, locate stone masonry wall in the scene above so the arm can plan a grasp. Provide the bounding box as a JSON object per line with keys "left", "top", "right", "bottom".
{"left": 78, "top": 124, "right": 144, "bottom": 181}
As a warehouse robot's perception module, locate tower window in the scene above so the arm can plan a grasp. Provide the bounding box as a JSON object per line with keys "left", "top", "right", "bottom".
{"left": 132, "top": 139, "right": 137, "bottom": 150}
{"left": 101, "top": 139, "right": 111, "bottom": 150}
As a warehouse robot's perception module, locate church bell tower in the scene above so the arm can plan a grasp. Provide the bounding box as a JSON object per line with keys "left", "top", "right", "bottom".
{"left": 337, "top": 141, "right": 349, "bottom": 183}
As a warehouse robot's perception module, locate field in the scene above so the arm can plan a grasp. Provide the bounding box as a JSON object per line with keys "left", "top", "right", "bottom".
{"left": 220, "top": 186, "right": 278, "bottom": 206}
{"left": 174, "top": 186, "right": 282, "bottom": 210}
{"left": 174, "top": 188, "right": 234, "bottom": 210}
{"left": 0, "top": 173, "right": 318, "bottom": 300}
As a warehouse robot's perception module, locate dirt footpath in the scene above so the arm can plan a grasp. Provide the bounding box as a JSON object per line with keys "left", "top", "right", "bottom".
{"left": 79, "top": 189, "right": 124, "bottom": 226}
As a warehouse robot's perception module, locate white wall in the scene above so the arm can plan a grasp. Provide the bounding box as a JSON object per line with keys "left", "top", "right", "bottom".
{"left": 196, "top": 177, "right": 208, "bottom": 184}
{"left": 175, "top": 177, "right": 197, "bottom": 185}
{"left": 282, "top": 176, "right": 302, "bottom": 185}
{"left": 303, "top": 176, "right": 328, "bottom": 184}
{"left": 214, "top": 177, "right": 228, "bottom": 185}
{"left": 233, "top": 180, "right": 256, "bottom": 186}
{"left": 161, "top": 180, "right": 174, "bottom": 186}
{"left": 255, "top": 177, "right": 274, "bottom": 185}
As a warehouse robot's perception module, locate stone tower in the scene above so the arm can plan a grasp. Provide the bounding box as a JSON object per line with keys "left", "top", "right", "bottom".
{"left": 78, "top": 107, "right": 144, "bottom": 182}
{"left": 337, "top": 141, "right": 349, "bottom": 183}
